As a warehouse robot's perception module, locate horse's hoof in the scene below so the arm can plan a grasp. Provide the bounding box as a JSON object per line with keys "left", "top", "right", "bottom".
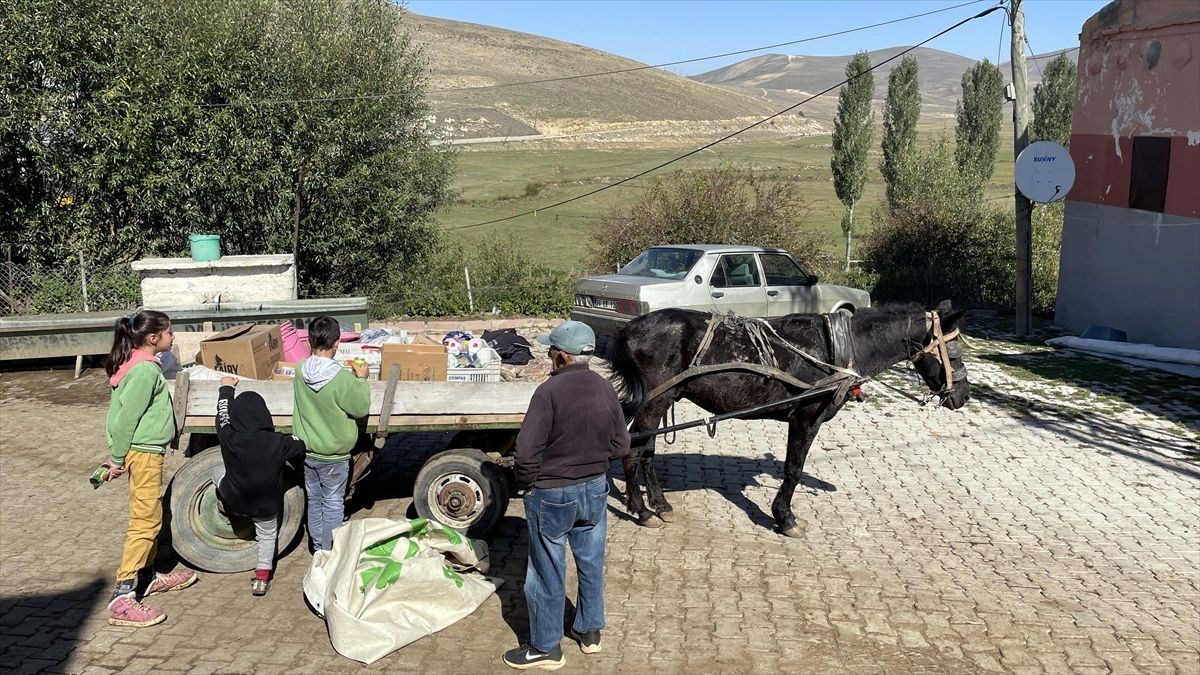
{"left": 657, "top": 509, "right": 675, "bottom": 523}
{"left": 780, "top": 522, "right": 806, "bottom": 538}
{"left": 639, "top": 514, "right": 665, "bottom": 528}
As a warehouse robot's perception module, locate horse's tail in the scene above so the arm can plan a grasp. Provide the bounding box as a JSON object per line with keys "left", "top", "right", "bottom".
{"left": 608, "top": 329, "right": 646, "bottom": 422}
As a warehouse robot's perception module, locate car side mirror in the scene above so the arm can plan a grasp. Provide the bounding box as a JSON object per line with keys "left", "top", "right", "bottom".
{"left": 694, "top": 275, "right": 702, "bottom": 284}
{"left": 807, "top": 275, "right": 819, "bottom": 285}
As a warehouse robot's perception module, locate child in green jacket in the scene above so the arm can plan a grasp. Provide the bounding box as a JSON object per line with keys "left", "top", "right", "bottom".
{"left": 293, "top": 316, "right": 370, "bottom": 551}
{"left": 103, "top": 310, "right": 198, "bottom": 627}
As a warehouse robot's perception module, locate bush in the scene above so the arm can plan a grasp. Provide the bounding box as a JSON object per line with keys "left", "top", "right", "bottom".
{"left": 371, "top": 235, "right": 573, "bottom": 319}
{"left": 588, "top": 164, "right": 835, "bottom": 276}
{"left": 864, "top": 137, "right": 1013, "bottom": 308}
{"left": 524, "top": 182, "right": 543, "bottom": 197}
{"left": 25, "top": 265, "right": 139, "bottom": 314}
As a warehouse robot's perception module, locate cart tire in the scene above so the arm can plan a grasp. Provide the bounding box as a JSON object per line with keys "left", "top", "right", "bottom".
{"left": 413, "top": 449, "right": 509, "bottom": 538}
{"left": 167, "top": 446, "right": 305, "bottom": 573}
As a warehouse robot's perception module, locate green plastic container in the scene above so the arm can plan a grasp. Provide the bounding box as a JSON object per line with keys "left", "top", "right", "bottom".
{"left": 189, "top": 234, "right": 221, "bottom": 262}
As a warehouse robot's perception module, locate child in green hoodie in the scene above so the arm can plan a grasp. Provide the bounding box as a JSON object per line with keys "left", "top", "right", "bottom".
{"left": 293, "top": 316, "right": 370, "bottom": 551}
{"left": 103, "top": 310, "right": 198, "bottom": 628}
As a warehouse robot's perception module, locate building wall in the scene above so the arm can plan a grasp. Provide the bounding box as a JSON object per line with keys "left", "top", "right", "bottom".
{"left": 1057, "top": 0, "right": 1200, "bottom": 349}
{"left": 131, "top": 255, "right": 297, "bottom": 307}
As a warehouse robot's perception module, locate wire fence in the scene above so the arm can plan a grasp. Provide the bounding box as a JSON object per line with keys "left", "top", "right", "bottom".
{"left": 0, "top": 259, "right": 140, "bottom": 317}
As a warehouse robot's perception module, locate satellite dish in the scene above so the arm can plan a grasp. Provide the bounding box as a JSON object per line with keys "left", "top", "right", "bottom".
{"left": 1015, "top": 141, "right": 1075, "bottom": 203}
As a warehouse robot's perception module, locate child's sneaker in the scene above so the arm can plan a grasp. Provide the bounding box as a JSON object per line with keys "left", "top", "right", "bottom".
{"left": 108, "top": 594, "right": 166, "bottom": 627}
{"left": 570, "top": 629, "right": 602, "bottom": 654}
{"left": 251, "top": 569, "right": 271, "bottom": 596}
{"left": 502, "top": 644, "right": 565, "bottom": 670}
{"left": 144, "top": 569, "right": 199, "bottom": 597}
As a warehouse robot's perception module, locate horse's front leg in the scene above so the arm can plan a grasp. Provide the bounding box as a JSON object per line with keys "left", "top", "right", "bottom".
{"left": 771, "top": 410, "right": 823, "bottom": 537}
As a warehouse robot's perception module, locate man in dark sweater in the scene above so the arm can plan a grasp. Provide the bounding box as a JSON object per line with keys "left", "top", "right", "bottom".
{"left": 215, "top": 377, "right": 307, "bottom": 596}
{"left": 503, "top": 322, "right": 630, "bottom": 671}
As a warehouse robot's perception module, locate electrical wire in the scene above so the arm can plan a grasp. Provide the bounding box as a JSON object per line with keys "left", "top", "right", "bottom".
{"left": 189, "top": 0, "right": 988, "bottom": 109}
{"left": 447, "top": 2, "right": 1007, "bottom": 231}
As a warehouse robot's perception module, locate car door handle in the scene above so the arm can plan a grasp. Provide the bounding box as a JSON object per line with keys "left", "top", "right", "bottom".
{"left": 767, "top": 290, "right": 779, "bottom": 297}
{"left": 711, "top": 291, "right": 724, "bottom": 298}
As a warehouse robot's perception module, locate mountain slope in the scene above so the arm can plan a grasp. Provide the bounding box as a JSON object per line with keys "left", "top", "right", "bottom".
{"left": 405, "top": 12, "right": 789, "bottom": 139}
{"left": 692, "top": 46, "right": 1080, "bottom": 123}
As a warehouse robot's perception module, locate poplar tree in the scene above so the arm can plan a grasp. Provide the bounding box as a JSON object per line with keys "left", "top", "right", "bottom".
{"left": 954, "top": 59, "right": 1005, "bottom": 184}
{"left": 880, "top": 55, "right": 921, "bottom": 209}
{"left": 830, "top": 51, "right": 874, "bottom": 272}
{"left": 1031, "top": 53, "right": 1077, "bottom": 147}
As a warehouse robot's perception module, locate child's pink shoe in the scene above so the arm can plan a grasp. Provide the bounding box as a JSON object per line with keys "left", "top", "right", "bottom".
{"left": 251, "top": 569, "right": 271, "bottom": 596}
{"left": 108, "top": 595, "right": 166, "bottom": 627}
{"left": 145, "top": 569, "right": 198, "bottom": 596}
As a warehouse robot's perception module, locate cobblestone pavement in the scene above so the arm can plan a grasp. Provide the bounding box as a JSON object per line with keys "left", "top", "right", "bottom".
{"left": 1, "top": 335, "right": 1198, "bottom": 674}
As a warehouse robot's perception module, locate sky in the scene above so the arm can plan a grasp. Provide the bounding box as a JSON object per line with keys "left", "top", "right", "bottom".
{"left": 405, "top": 0, "right": 1109, "bottom": 75}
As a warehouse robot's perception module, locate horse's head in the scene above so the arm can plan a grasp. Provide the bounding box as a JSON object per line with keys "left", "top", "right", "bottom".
{"left": 911, "top": 301, "right": 970, "bottom": 410}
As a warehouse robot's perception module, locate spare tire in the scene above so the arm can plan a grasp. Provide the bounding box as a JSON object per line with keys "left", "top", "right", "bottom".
{"left": 167, "top": 446, "right": 305, "bottom": 573}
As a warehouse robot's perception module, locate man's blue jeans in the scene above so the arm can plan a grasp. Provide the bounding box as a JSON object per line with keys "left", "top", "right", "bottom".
{"left": 523, "top": 474, "right": 608, "bottom": 654}
{"left": 304, "top": 458, "right": 349, "bottom": 552}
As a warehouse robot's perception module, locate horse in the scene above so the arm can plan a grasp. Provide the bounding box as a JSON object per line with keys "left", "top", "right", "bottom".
{"left": 608, "top": 301, "right": 970, "bottom": 537}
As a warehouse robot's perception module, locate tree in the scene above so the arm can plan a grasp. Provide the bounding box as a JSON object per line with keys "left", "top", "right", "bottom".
{"left": 1031, "top": 53, "right": 1077, "bottom": 147}
{"left": 0, "top": 0, "right": 454, "bottom": 297}
{"left": 954, "top": 59, "right": 1005, "bottom": 184}
{"left": 880, "top": 55, "right": 921, "bottom": 209}
{"left": 830, "top": 51, "right": 874, "bottom": 272}
{"left": 588, "top": 165, "right": 831, "bottom": 276}
{"left": 866, "top": 137, "right": 1012, "bottom": 308}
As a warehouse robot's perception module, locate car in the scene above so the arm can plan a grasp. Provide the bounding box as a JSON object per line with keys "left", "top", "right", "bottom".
{"left": 570, "top": 244, "right": 872, "bottom": 341}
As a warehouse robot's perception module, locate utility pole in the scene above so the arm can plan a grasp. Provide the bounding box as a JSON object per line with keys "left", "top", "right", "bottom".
{"left": 1010, "top": 0, "right": 1033, "bottom": 335}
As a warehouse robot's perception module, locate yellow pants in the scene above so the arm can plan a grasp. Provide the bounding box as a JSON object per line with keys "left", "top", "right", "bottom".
{"left": 116, "top": 451, "right": 165, "bottom": 582}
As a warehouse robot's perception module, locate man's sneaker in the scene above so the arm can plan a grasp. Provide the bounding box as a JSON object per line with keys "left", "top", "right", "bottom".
{"left": 251, "top": 569, "right": 271, "bottom": 596}
{"left": 502, "top": 644, "right": 565, "bottom": 670}
{"left": 571, "top": 629, "right": 602, "bottom": 654}
{"left": 144, "top": 570, "right": 199, "bottom": 597}
{"left": 108, "top": 595, "right": 166, "bottom": 627}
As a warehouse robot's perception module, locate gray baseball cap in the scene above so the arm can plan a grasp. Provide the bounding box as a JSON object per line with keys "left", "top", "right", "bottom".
{"left": 537, "top": 321, "right": 596, "bottom": 355}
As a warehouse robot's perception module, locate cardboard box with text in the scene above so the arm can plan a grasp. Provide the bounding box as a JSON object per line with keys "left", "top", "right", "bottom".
{"left": 199, "top": 324, "right": 283, "bottom": 380}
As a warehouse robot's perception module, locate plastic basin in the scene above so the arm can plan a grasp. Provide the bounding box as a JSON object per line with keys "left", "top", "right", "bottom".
{"left": 189, "top": 234, "right": 221, "bottom": 262}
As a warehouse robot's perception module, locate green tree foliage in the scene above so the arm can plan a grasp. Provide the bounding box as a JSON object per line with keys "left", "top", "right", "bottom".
{"left": 866, "top": 137, "right": 1013, "bottom": 308}
{"left": 880, "top": 56, "right": 921, "bottom": 209}
{"left": 954, "top": 59, "right": 1005, "bottom": 183}
{"left": 1031, "top": 54, "right": 1077, "bottom": 147}
{"left": 588, "top": 164, "right": 832, "bottom": 276}
{"left": 375, "top": 235, "right": 573, "bottom": 318}
{"left": 830, "top": 52, "right": 874, "bottom": 271}
{"left": 0, "top": 0, "right": 454, "bottom": 297}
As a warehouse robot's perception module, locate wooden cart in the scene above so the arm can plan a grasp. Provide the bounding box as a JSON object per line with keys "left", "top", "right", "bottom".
{"left": 167, "top": 369, "right": 536, "bottom": 573}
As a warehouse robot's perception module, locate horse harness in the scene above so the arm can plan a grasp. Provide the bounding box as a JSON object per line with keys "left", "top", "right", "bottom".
{"left": 642, "top": 311, "right": 865, "bottom": 408}
{"left": 641, "top": 309, "right": 967, "bottom": 412}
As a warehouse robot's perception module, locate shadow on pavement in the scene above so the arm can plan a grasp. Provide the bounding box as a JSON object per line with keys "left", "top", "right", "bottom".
{"left": 970, "top": 381, "right": 1200, "bottom": 479}
{"left": 0, "top": 577, "right": 108, "bottom": 672}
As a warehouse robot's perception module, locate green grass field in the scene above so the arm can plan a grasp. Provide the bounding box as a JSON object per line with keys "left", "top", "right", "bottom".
{"left": 441, "top": 133, "right": 1016, "bottom": 273}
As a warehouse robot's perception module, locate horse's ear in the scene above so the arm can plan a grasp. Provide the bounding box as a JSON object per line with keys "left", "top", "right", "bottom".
{"left": 942, "top": 309, "right": 967, "bottom": 332}
{"left": 934, "top": 299, "right": 953, "bottom": 314}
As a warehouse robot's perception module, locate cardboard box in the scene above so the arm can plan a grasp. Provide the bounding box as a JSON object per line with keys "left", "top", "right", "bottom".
{"left": 380, "top": 342, "right": 447, "bottom": 382}
{"left": 271, "top": 360, "right": 297, "bottom": 381}
{"left": 199, "top": 324, "right": 283, "bottom": 380}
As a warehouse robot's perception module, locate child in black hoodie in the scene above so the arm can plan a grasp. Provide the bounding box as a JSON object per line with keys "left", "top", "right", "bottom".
{"left": 215, "top": 377, "right": 307, "bottom": 596}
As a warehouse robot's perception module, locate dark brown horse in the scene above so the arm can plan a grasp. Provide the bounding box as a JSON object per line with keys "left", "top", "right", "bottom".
{"left": 608, "top": 301, "right": 970, "bottom": 536}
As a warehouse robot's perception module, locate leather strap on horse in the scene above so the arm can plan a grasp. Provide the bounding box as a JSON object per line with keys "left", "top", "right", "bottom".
{"left": 644, "top": 361, "right": 815, "bottom": 404}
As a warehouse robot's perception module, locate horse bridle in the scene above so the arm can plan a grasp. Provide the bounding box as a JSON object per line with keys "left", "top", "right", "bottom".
{"left": 911, "top": 310, "right": 967, "bottom": 398}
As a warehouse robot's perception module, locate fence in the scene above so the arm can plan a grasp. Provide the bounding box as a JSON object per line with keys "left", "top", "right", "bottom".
{"left": 0, "top": 258, "right": 140, "bottom": 317}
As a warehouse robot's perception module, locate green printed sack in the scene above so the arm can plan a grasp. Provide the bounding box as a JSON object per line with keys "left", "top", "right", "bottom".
{"left": 303, "top": 517, "right": 500, "bottom": 664}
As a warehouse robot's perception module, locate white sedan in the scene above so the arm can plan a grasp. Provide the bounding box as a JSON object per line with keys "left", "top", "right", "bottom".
{"left": 571, "top": 244, "right": 872, "bottom": 339}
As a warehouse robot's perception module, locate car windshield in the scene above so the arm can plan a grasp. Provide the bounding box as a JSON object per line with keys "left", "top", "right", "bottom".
{"left": 618, "top": 248, "right": 703, "bottom": 280}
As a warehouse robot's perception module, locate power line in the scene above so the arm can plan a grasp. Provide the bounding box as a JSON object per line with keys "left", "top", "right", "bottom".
{"left": 191, "top": 0, "right": 987, "bottom": 109}
{"left": 448, "top": 2, "right": 1007, "bottom": 231}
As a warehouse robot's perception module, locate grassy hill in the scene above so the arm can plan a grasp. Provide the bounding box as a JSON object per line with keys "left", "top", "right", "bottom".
{"left": 691, "top": 46, "right": 1080, "bottom": 124}
{"left": 405, "top": 12, "right": 789, "bottom": 139}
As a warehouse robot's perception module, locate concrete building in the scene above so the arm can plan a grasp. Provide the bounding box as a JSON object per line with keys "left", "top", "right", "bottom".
{"left": 1056, "top": 0, "right": 1200, "bottom": 349}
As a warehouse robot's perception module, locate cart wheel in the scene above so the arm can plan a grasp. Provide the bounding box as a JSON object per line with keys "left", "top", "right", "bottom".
{"left": 413, "top": 448, "right": 509, "bottom": 538}
{"left": 167, "top": 447, "right": 305, "bottom": 573}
